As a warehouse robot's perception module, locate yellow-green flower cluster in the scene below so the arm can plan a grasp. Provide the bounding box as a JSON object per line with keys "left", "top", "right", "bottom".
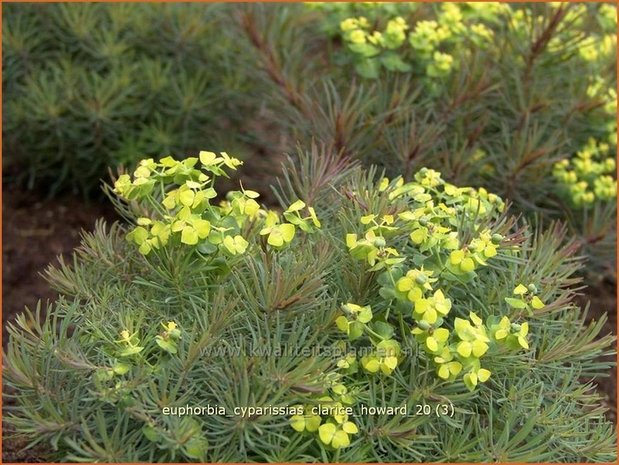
{"left": 572, "top": 3, "right": 616, "bottom": 67}
{"left": 289, "top": 382, "right": 359, "bottom": 449}
{"left": 578, "top": 5, "right": 617, "bottom": 146}
{"left": 346, "top": 214, "right": 405, "bottom": 271}
{"left": 553, "top": 139, "right": 617, "bottom": 207}
{"left": 418, "top": 310, "right": 529, "bottom": 390}
{"left": 579, "top": 34, "right": 616, "bottom": 64}
{"left": 335, "top": 3, "right": 500, "bottom": 80}
{"left": 339, "top": 15, "right": 412, "bottom": 77}
{"left": 333, "top": 302, "right": 404, "bottom": 384}
{"left": 334, "top": 302, "right": 402, "bottom": 376}
{"left": 338, "top": 169, "right": 532, "bottom": 392}
{"left": 586, "top": 75, "right": 617, "bottom": 147}
{"left": 598, "top": 3, "right": 617, "bottom": 33}
{"left": 95, "top": 320, "right": 182, "bottom": 386}
{"left": 505, "top": 283, "right": 545, "bottom": 315}
{"left": 114, "top": 153, "right": 321, "bottom": 257}
{"left": 155, "top": 321, "right": 182, "bottom": 354}
{"left": 360, "top": 339, "right": 401, "bottom": 376}
{"left": 259, "top": 199, "right": 320, "bottom": 249}
{"left": 335, "top": 303, "right": 373, "bottom": 340}
{"left": 547, "top": 5, "right": 617, "bottom": 147}
{"left": 307, "top": 2, "right": 418, "bottom": 37}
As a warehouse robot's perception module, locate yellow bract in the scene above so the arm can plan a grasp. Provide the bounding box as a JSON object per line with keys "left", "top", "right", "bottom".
{"left": 290, "top": 409, "right": 322, "bottom": 433}
{"left": 318, "top": 421, "right": 358, "bottom": 449}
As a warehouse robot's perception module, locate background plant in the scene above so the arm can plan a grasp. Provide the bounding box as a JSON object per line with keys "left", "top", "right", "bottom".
{"left": 3, "top": 3, "right": 252, "bottom": 196}
{"left": 4, "top": 148, "right": 616, "bottom": 462}
{"left": 233, "top": 2, "right": 617, "bottom": 275}
{"left": 4, "top": 2, "right": 615, "bottom": 271}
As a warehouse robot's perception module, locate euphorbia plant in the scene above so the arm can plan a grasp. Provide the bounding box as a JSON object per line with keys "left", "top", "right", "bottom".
{"left": 333, "top": 169, "right": 530, "bottom": 393}
{"left": 112, "top": 151, "right": 320, "bottom": 259}
{"left": 3, "top": 149, "right": 616, "bottom": 462}
{"left": 235, "top": 2, "right": 617, "bottom": 272}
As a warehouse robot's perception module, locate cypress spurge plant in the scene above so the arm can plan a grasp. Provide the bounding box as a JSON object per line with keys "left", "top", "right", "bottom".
{"left": 3, "top": 148, "right": 616, "bottom": 462}
{"left": 234, "top": 2, "right": 617, "bottom": 270}
{"left": 551, "top": 137, "right": 617, "bottom": 273}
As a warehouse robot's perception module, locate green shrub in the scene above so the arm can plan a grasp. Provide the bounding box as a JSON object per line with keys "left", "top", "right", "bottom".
{"left": 235, "top": 2, "right": 617, "bottom": 272}
{"left": 4, "top": 148, "right": 615, "bottom": 462}
{"left": 3, "top": 3, "right": 249, "bottom": 196}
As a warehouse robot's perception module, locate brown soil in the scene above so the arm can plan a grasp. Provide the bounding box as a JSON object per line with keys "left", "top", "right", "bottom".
{"left": 2, "top": 185, "right": 117, "bottom": 346}
{"left": 577, "top": 277, "right": 617, "bottom": 423}
{"left": 1, "top": 180, "right": 616, "bottom": 462}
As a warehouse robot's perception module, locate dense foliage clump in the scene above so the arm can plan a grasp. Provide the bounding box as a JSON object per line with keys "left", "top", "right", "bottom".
{"left": 235, "top": 2, "right": 617, "bottom": 271}
{"left": 4, "top": 149, "right": 615, "bottom": 462}
{"left": 310, "top": 2, "right": 500, "bottom": 81}
{"left": 3, "top": 4, "right": 249, "bottom": 195}
{"left": 4, "top": 2, "right": 616, "bottom": 270}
